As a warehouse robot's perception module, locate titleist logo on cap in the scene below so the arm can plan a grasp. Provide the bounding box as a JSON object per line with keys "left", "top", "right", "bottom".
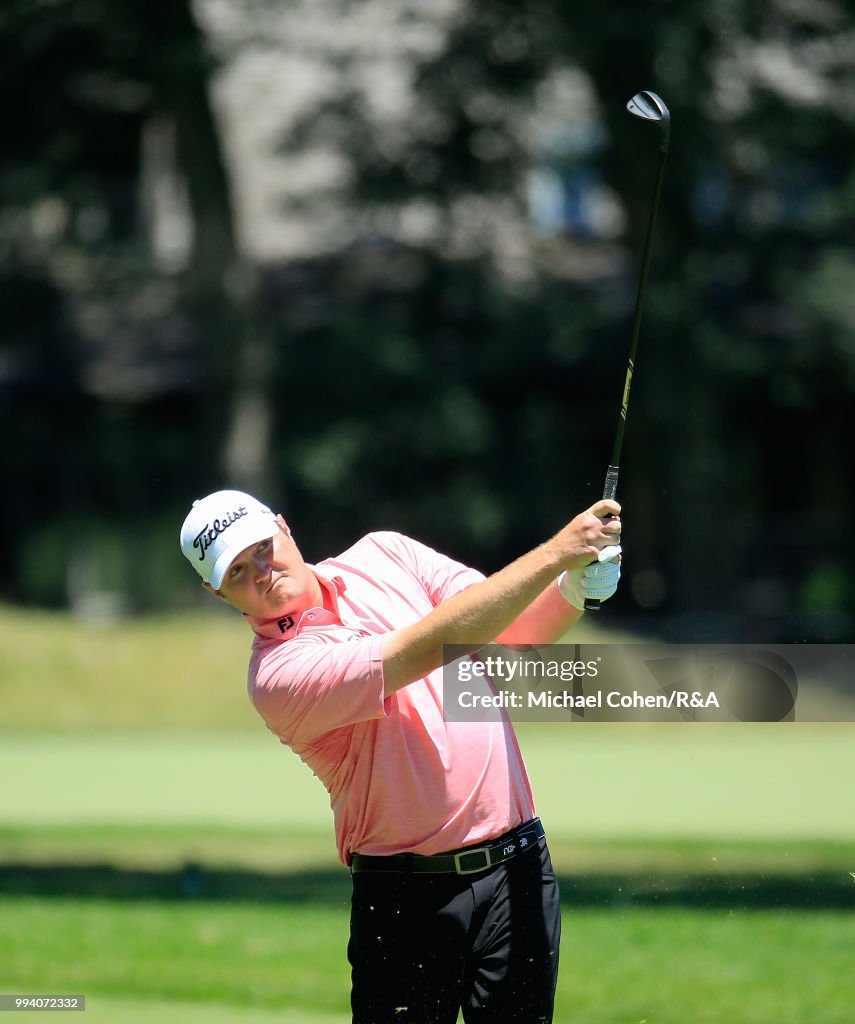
{"left": 193, "top": 506, "right": 248, "bottom": 562}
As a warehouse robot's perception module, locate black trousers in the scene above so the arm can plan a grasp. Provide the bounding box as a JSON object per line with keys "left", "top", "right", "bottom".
{"left": 348, "top": 837, "right": 561, "bottom": 1024}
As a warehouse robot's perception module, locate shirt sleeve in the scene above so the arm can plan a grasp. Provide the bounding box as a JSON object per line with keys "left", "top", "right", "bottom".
{"left": 369, "top": 532, "right": 485, "bottom": 606}
{"left": 248, "top": 632, "right": 387, "bottom": 746}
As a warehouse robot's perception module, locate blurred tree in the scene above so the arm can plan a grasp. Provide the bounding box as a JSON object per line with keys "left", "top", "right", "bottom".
{"left": 271, "top": 0, "right": 855, "bottom": 634}
{"left": 137, "top": 0, "right": 277, "bottom": 497}
{"left": 1, "top": 0, "right": 853, "bottom": 637}
{"left": 0, "top": 0, "right": 275, "bottom": 609}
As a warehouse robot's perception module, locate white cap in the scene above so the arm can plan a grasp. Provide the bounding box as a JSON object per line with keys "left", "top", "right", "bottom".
{"left": 180, "top": 490, "right": 279, "bottom": 590}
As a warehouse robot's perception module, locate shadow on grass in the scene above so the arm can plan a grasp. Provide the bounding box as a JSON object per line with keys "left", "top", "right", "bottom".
{"left": 0, "top": 862, "right": 852, "bottom": 910}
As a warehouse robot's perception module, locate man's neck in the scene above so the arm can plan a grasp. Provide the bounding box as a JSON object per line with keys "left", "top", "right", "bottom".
{"left": 244, "top": 569, "right": 340, "bottom": 639}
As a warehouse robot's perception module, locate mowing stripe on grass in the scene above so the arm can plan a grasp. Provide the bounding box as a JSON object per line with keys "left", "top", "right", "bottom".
{"left": 525, "top": 722, "right": 855, "bottom": 841}
{"left": 1, "top": 725, "right": 852, "bottom": 841}
{"left": 0, "top": 733, "right": 330, "bottom": 829}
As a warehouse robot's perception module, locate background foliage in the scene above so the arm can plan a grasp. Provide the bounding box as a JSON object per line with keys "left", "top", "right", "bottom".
{"left": 1, "top": 0, "right": 853, "bottom": 638}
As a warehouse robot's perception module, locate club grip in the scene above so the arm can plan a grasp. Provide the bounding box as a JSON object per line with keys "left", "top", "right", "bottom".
{"left": 602, "top": 464, "right": 619, "bottom": 501}
{"left": 584, "top": 465, "right": 620, "bottom": 612}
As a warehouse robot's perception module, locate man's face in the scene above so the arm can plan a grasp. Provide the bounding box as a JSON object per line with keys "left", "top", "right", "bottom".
{"left": 207, "top": 515, "right": 322, "bottom": 619}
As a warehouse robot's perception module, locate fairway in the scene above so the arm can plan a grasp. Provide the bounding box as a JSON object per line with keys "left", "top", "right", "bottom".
{"left": 2, "top": 898, "right": 855, "bottom": 1024}
{"left": 1, "top": 724, "right": 852, "bottom": 842}
{"left": 2, "top": 608, "right": 854, "bottom": 1022}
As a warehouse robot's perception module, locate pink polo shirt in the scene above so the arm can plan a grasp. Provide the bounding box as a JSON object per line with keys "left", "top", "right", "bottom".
{"left": 246, "top": 531, "right": 536, "bottom": 865}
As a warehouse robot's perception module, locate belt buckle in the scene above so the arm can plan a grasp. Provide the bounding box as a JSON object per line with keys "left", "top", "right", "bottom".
{"left": 453, "top": 847, "right": 492, "bottom": 875}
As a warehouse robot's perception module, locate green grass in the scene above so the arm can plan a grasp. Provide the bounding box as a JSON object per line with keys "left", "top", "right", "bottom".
{"left": 1, "top": 721, "right": 853, "bottom": 895}
{"left": 0, "top": 897, "right": 350, "bottom": 1022}
{"left": 561, "top": 906, "right": 855, "bottom": 1023}
{"left": 1, "top": 898, "right": 854, "bottom": 1024}
{"left": 2, "top": 606, "right": 851, "bottom": 894}
{"left": 2, "top": 726, "right": 852, "bottom": 844}
{"left": 3, "top": 822, "right": 854, "bottom": 878}
{"left": 19, "top": 999, "right": 349, "bottom": 1024}
{"left": 0, "top": 605, "right": 254, "bottom": 732}
{"left": 2, "top": 606, "right": 854, "bottom": 1021}
{"left": 4, "top": 602, "right": 855, "bottom": 732}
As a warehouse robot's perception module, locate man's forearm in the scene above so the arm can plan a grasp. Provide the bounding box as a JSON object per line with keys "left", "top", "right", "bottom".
{"left": 493, "top": 582, "right": 583, "bottom": 646}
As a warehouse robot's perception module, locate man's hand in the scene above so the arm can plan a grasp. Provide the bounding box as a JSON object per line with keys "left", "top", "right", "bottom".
{"left": 547, "top": 500, "right": 622, "bottom": 571}
{"left": 557, "top": 546, "right": 622, "bottom": 610}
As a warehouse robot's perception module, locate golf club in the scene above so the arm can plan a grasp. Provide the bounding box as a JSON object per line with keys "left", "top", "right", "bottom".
{"left": 585, "top": 90, "right": 670, "bottom": 612}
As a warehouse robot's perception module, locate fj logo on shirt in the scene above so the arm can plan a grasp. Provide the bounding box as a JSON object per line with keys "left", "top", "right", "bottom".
{"left": 192, "top": 507, "right": 248, "bottom": 562}
{"left": 277, "top": 615, "right": 295, "bottom": 634}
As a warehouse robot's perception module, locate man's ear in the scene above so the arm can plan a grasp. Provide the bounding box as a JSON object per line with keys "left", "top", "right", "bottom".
{"left": 276, "top": 514, "right": 292, "bottom": 537}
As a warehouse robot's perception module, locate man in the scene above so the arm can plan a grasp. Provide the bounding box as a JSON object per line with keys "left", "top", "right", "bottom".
{"left": 180, "top": 489, "right": 622, "bottom": 1023}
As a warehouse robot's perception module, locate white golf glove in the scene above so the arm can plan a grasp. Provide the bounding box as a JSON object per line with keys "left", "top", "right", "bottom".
{"left": 557, "top": 545, "right": 622, "bottom": 610}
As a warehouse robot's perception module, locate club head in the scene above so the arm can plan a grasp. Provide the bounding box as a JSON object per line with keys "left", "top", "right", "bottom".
{"left": 626, "top": 91, "right": 670, "bottom": 152}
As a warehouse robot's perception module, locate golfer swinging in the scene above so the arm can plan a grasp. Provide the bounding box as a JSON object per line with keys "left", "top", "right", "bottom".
{"left": 180, "top": 489, "right": 622, "bottom": 1023}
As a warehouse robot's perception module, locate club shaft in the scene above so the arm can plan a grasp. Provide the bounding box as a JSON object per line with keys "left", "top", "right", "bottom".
{"left": 609, "top": 144, "right": 668, "bottom": 470}
{"left": 585, "top": 133, "right": 669, "bottom": 613}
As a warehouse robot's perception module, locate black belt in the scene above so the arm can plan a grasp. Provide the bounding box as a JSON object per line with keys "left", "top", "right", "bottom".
{"left": 350, "top": 818, "right": 545, "bottom": 876}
